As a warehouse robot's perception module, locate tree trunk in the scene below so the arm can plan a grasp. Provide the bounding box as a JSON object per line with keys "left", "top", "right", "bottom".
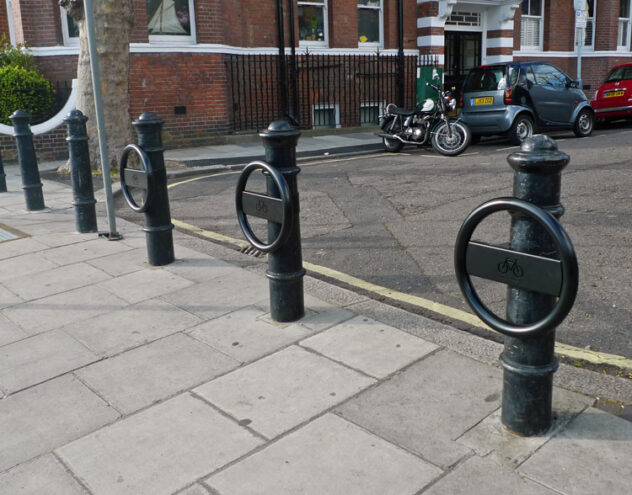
{"left": 60, "top": 0, "right": 134, "bottom": 171}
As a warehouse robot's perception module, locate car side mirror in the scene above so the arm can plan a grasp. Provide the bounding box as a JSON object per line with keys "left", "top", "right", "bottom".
{"left": 567, "top": 79, "right": 579, "bottom": 88}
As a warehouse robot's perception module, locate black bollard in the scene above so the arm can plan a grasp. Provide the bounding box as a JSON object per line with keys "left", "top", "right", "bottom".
{"left": 502, "top": 135, "right": 570, "bottom": 436}
{"left": 261, "top": 121, "right": 305, "bottom": 322}
{"left": 133, "top": 112, "right": 174, "bottom": 266}
{"left": 9, "top": 110, "right": 45, "bottom": 210}
{"left": 0, "top": 149, "right": 6, "bottom": 192}
{"left": 64, "top": 110, "right": 97, "bottom": 233}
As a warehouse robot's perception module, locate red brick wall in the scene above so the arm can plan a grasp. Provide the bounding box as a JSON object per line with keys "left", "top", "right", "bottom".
{"left": 0, "top": 1, "right": 10, "bottom": 40}
{"left": 0, "top": 127, "right": 69, "bottom": 161}
{"left": 595, "top": 0, "right": 619, "bottom": 51}
{"left": 33, "top": 55, "right": 77, "bottom": 86}
{"left": 544, "top": 0, "right": 574, "bottom": 51}
{"left": 129, "top": 52, "right": 232, "bottom": 145}
{"left": 13, "top": 0, "right": 61, "bottom": 46}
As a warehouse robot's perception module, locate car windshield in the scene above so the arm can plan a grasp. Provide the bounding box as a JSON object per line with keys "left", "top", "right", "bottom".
{"left": 605, "top": 67, "right": 632, "bottom": 82}
{"left": 463, "top": 67, "right": 507, "bottom": 92}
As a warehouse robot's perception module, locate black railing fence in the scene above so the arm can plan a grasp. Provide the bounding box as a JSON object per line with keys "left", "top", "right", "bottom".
{"left": 226, "top": 52, "right": 438, "bottom": 132}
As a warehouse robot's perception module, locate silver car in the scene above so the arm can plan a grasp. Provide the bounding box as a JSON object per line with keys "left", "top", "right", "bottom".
{"left": 459, "top": 62, "right": 595, "bottom": 144}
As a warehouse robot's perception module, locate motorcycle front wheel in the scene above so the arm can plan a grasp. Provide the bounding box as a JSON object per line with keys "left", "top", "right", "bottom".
{"left": 381, "top": 116, "right": 404, "bottom": 152}
{"left": 431, "top": 121, "right": 471, "bottom": 156}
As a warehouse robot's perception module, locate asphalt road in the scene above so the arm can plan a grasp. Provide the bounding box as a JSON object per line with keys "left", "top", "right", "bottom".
{"left": 116, "top": 122, "right": 632, "bottom": 363}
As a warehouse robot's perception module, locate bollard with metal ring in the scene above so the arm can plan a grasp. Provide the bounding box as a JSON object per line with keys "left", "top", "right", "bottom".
{"left": 454, "top": 135, "right": 578, "bottom": 436}
{"left": 9, "top": 110, "right": 45, "bottom": 210}
{"left": 235, "top": 120, "right": 305, "bottom": 322}
{"left": 0, "top": 149, "right": 6, "bottom": 193}
{"left": 120, "top": 112, "right": 173, "bottom": 266}
{"left": 64, "top": 110, "right": 97, "bottom": 233}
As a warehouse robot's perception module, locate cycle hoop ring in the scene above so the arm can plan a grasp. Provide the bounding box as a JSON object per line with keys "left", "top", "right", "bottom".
{"left": 454, "top": 197, "right": 578, "bottom": 337}
{"left": 119, "top": 144, "right": 155, "bottom": 213}
{"left": 235, "top": 160, "right": 293, "bottom": 253}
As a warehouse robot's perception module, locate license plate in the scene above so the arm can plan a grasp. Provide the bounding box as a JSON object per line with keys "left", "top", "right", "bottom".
{"left": 605, "top": 90, "right": 625, "bottom": 98}
{"left": 472, "top": 97, "right": 494, "bottom": 105}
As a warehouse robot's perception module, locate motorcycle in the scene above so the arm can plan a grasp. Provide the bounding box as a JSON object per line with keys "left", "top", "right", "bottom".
{"left": 377, "top": 82, "right": 471, "bottom": 156}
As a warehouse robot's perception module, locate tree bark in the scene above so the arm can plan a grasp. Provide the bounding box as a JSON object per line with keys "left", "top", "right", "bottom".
{"left": 60, "top": 0, "right": 134, "bottom": 171}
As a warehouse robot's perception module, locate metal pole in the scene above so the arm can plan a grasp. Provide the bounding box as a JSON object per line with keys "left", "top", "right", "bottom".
{"left": 576, "top": 27, "right": 583, "bottom": 89}
{"left": 83, "top": 0, "right": 119, "bottom": 239}
{"left": 0, "top": 148, "right": 6, "bottom": 192}
{"left": 9, "top": 111, "right": 45, "bottom": 210}
{"left": 261, "top": 120, "right": 304, "bottom": 322}
{"left": 503, "top": 136, "right": 570, "bottom": 436}
{"left": 276, "top": 0, "right": 288, "bottom": 119}
{"left": 287, "top": 0, "right": 299, "bottom": 124}
{"left": 397, "top": 0, "right": 405, "bottom": 107}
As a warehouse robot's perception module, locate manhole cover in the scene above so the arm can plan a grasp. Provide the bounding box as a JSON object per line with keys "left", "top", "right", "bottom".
{"left": 0, "top": 224, "right": 28, "bottom": 243}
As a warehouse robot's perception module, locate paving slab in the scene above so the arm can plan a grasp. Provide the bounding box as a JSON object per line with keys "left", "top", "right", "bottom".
{"left": 0, "top": 454, "right": 88, "bottom": 495}
{"left": 194, "top": 345, "right": 375, "bottom": 439}
{"left": 57, "top": 393, "right": 263, "bottom": 495}
{"left": 98, "top": 267, "right": 194, "bottom": 304}
{"left": 0, "top": 252, "right": 58, "bottom": 282}
{"left": 30, "top": 231, "right": 99, "bottom": 247}
{"left": 188, "top": 305, "right": 312, "bottom": 364}
{"left": 86, "top": 247, "right": 148, "bottom": 277}
{"left": 294, "top": 293, "right": 356, "bottom": 332}
{"left": 0, "top": 375, "right": 119, "bottom": 472}
{"left": 205, "top": 413, "right": 442, "bottom": 495}
{"left": 0, "top": 329, "right": 98, "bottom": 394}
{"left": 76, "top": 333, "right": 240, "bottom": 415}
{"left": 0, "top": 237, "right": 48, "bottom": 261}
{"left": 3, "top": 285, "right": 129, "bottom": 336}
{"left": 176, "top": 485, "right": 210, "bottom": 495}
{"left": 39, "top": 237, "right": 133, "bottom": 266}
{"left": 300, "top": 315, "right": 438, "bottom": 378}
{"left": 423, "top": 455, "right": 557, "bottom": 495}
{"left": 161, "top": 273, "right": 268, "bottom": 321}
{"left": 0, "top": 313, "right": 27, "bottom": 346}
{"left": 163, "top": 248, "right": 237, "bottom": 284}
{"left": 0, "top": 284, "right": 24, "bottom": 310}
{"left": 520, "top": 407, "right": 632, "bottom": 495}
{"left": 3, "top": 262, "right": 111, "bottom": 301}
{"left": 336, "top": 349, "right": 502, "bottom": 469}
{"left": 457, "top": 387, "right": 593, "bottom": 469}
{"left": 62, "top": 298, "right": 202, "bottom": 356}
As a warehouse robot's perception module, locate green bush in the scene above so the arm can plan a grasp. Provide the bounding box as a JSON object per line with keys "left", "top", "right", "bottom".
{"left": 0, "top": 65, "right": 55, "bottom": 125}
{"left": 0, "top": 35, "right": 35, "bottom": 70}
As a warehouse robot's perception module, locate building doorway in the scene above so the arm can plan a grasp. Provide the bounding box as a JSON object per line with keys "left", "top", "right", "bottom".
{"left": 444, "top": 31, "right": 482, "bottom": 98}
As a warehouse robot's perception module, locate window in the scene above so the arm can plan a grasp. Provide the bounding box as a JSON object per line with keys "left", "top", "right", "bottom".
{"left": 147, "top": 0, "right": 195, "bottom": 42}
{"left": 299, "top": 1, "right": 328, "bottom": 45}
{"left": 618, "top": 0, "right": 631, "bottom": 49}
{"left": 532, "top": 64, "right": 569, "bottom": 88}
{"left": 520, "top": 0, "right": 543, "bottom": 51}
{"left": 312, "top": 103, "right": 339, "bottom": 129}
{"left": 60, "top": 9, "right": 79, "bottom": 46}
{"left": 358, "top": 0, "right": 382, "bottom": 47}
{"left": 360, "top": 101, "right": 384, "bottom": 126}
{"left": 583, "top": 0, "right": 596, "bottom": 48}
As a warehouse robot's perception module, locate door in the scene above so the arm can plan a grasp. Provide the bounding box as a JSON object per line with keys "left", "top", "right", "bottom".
{"left": 527, "top": 63, "right": 575, "bottom": 124}
{"left": 444, "top": 31, "right": 482, "bottom": 98}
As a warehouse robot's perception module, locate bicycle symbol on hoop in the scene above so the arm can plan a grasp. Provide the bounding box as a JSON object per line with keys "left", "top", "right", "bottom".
{"left": 256, "top": 200, "right": 268, "bottom": 214}
{"left": 497, "top": 257, "right": 524, "bottom": 278}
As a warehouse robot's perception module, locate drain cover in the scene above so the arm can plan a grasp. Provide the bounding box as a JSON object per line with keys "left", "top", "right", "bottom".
{"left": 0, "top": 224, "right": 28, "bottom": 243}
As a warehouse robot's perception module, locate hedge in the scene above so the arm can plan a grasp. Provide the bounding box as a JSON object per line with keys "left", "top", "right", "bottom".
{"left": 0, "top": 65, "right": 55, "bottom": 125}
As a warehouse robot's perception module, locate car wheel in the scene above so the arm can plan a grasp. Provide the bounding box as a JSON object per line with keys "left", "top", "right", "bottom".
{"left": 573, "top": 108, "right": 594, "bottom": 137}
{"left": 507, "top": 114, "right": 534, "bottom": 145}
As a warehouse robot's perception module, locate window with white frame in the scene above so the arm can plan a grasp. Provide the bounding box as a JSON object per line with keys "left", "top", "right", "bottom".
{"left": 520, "top": 0, "right": 543, "bottom": 51}
{"left": 618, "top": 0, "right": 631, "bottom": 49}
{"left": 360, "top": 101, "right": 384, "bottom": 126}
{"left": 60, "top": 9, "right": 79, "bottom": 46}
{"left": 312, "top": 103, "right": 339, "bottom": 129}
{"left": 583, "top": 0, "right": 596, "bottom": 48}
{"left": 298, "top": 0, "right": 328, "bottom": 45}
{"left": 147, "top": 0, "right": 195, "bottom": 42}
{"left": 358, "top": 0, "right": 382, "bottom": 47}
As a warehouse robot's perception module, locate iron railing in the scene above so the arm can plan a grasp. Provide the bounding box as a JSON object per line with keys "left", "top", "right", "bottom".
{"left": 226, "top": 52, "right": 437, "bottom": 132}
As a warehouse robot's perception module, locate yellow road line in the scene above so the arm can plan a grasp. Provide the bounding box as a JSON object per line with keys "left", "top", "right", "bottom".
{"left": 170, "top": 220, "right": 632, "bottom": 371}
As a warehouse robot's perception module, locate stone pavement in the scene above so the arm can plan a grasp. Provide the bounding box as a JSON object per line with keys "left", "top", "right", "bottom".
{"left": 0, "top": 164, "right": 631, "bottom": 495}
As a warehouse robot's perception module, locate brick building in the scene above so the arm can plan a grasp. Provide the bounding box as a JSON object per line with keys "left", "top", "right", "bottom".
{"left": 1, "top": 0, "right": 631, "bottom": 157}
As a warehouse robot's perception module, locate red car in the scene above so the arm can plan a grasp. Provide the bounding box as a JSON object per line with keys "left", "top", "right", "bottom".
{"left": 591, "top": 63, "right": 632, "bottom": 121}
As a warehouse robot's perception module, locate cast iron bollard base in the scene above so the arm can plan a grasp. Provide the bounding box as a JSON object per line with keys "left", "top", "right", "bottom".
{"left": 10, "top": 110, "right": 45, "bottom": 210}
{"left": 133, "top": 112, "right": 174, "bottom": 266}
{"left": 503, "top": 135, "right": 571, "bottom": 436}
{"left": 261, "top": 121, "right": 305, "bottom": 322}
{"left": 64, "top": 110, "right": 97, "bottom": 233}
{"left": 0, "top": 149, "right": 6, "bottom": 193}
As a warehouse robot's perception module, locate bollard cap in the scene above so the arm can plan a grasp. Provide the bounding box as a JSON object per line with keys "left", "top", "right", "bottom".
{"left": 63, "top": 109, "right": 88, "bottom": 124}
{"left": 9, "top": 110, "right": 31, "bottom": 123}
{"left": 260, "top": 119, "right": 301, "bottom": 148}
{"left": 133, "top": 112, "right": 164, "bottom": 128}
{"left": 507, "top": 135, "right": 570, "bottom": 175}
